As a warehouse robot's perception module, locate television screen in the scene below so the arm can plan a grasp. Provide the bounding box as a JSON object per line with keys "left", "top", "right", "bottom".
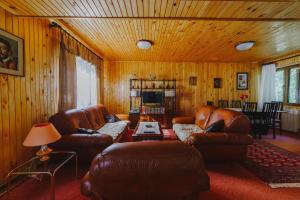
{"left": 142, "top": 91, "right": 163, "bottom": 103}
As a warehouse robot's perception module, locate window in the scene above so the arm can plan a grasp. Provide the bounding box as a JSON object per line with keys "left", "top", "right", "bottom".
{"left": 275, "top": 69, "right": 284, "bottom": 102}
{"left": 76, "top": 56, "right": 97, "bottom": 109}
{"left": 288, "top": 67, "right": 300, "bottom": 104}
{"left": 275, "top": 65, "right": 300, "bottom": 105}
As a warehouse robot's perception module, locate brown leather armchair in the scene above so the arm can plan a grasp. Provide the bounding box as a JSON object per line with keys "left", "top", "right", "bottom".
{"left": 173, "top": 106, "right": 253, "bottom": 162}
{"left": 49, "top": 104, "right": 129, "bottom": 162}
{"left": 81, "top": 141, "right": 210, "bottom": 200}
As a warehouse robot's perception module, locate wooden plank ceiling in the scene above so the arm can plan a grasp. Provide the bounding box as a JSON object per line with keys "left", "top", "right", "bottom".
{"left": 1, "top": 0, "right": 300, "bottom": 62}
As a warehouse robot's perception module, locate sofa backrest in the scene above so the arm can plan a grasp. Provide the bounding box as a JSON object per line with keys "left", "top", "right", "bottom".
{"left": 49, "top": 104, "right": 109, "bottom": 135}
{"left": 83, "top": 105, "right": 106, "bottom": 130}
{"left": 194, "top": 106, "right": 217, "bottom": 129}
{"left": 206, "top": 109, "right": 251, "bottom": 134}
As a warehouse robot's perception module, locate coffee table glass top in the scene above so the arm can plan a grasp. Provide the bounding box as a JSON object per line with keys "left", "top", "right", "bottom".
{"left": 135, "top": 122, "right": 161, "bottom": 135}
{"left": 7, "top": 151, "right": 76, "bottom": 176}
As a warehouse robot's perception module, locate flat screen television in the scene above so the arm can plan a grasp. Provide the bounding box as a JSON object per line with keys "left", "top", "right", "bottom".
{"left": 142, "top": 91, "right": 163, "bottom": 103}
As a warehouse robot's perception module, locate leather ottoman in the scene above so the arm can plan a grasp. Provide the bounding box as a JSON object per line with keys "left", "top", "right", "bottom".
{"left": 81, "top": 141, "right": 210, "bottom": 200}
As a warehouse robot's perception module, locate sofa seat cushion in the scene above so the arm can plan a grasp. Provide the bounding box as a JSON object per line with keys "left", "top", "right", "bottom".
{"left": 187, "top": 132, "right": 253, "bottom": 145}
{"left": 173, "top": 124, "right": 204, "bottom": 141}
{"left": 97, "top": 121, "right": 128, "bottom": 140}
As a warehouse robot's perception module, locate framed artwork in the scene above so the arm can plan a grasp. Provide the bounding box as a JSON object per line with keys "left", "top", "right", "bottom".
{"left": 214, "top": 78, "right": 222, "bottom": 88}
{"left": 0, "top": 29, "right": 24, "bottom": 76}
{"left": 189, "top": 76, "right": 197, "bottom": 86}
{"left": 236, "top": 72, "right": 248, "bottom": 90}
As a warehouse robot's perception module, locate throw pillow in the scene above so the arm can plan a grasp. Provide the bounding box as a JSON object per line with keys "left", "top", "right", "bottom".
{"left": 205, "top": 120, "right": 224, "bottom": 133}
{"left": 77, "top": 128, "right": 98, "bottom": 134}
{"left": 104, "top": 114, "right": 120, "bottom": 123}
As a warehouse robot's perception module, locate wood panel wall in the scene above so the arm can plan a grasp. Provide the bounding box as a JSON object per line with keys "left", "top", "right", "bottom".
{"left": 0, "top": 9, "right": 60, "bottom": 183}
{"left": 103, "top": 61, "right": 261, "bottom": 114}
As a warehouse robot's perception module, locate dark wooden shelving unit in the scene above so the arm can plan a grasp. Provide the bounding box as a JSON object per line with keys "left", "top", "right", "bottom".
{"left": 129, "top": 79, "right": 176, "bottom": 128}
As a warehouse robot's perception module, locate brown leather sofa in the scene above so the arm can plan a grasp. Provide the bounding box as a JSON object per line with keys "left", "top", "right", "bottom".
{"left": 172, "top": 106, "right": 253, "bottom": 162}
{"left": 49, "top": 104, "right": 129, "bottom": 162}
{"left": 81, "top": 141, "right": 210, "bottom": 200}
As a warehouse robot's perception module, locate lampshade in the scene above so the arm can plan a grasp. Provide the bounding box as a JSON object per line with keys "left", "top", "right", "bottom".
{"left": 23, "top": 123, "right": 61, "bottom": 147}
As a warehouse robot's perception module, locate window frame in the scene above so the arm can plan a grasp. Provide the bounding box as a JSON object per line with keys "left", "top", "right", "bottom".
{"left": 276, "top": 65, "right": 300, "bottom": 106}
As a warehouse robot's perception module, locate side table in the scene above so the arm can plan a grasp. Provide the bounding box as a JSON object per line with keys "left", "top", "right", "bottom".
{"left": 6, "top": 151, "right": 77, "bottom": 200}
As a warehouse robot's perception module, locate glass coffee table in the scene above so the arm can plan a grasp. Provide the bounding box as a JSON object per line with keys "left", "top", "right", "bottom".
{"left": 132, "top": 121, "right": 163, "bottom": 141}
{"left": 6, "top": 151, "right": 77, "bottom": 200}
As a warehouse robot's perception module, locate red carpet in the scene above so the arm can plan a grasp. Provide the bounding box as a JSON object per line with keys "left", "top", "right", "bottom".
{"left": 2, "top": 131, "right": 300, "bottom": 200}
{"left": 2, "top": 162, "right": 300, "bottom": 200}
{"left": 244, "top": 141, "right": 300, "bottom": 185}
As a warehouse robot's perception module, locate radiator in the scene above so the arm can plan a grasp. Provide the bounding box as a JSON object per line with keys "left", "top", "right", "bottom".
{"left": 282, "top": 109, "right": 300, "bottom": 133}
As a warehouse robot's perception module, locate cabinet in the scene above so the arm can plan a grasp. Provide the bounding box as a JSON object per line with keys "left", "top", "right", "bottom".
{"left": 129, "top": 79, "right": 176, "bottom": 129}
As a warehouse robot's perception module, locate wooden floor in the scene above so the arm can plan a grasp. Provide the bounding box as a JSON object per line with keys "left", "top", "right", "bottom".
{"left": 262, "top": 130, "right": 300, "bottom": 154}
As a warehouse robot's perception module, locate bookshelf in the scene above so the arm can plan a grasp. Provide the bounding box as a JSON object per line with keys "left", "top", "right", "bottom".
{"left": 129, "top": 79, "right": 176, "bottom": 128}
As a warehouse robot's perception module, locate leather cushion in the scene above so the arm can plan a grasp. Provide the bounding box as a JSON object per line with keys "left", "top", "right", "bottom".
{"left": 83, "top": 106, "right": 106, "bottom": 130}
{"left": 195, "top": 106, "right": 217, "bottom": 129}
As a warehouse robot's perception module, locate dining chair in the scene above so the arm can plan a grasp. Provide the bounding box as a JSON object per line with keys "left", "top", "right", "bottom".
{"left": 262, "top": 102, "right": 280, "bottom": 139}
{"left": 218, "top": 100, "right": 229, "bottom": 108}
{"left": 207, "top": 101, "right": 214, "bottom": 106}
{"left": 231, "top": 100, "right": 242, "bottom": 108}
{"left": 271, "top": 101, "right": 284, "bottom": 135}
{"left": 242, "top": 102, "right": 257, "bottom": 113}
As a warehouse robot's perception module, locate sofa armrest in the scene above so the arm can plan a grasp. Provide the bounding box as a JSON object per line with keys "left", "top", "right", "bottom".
{"left": 186, "top": 132, "right": 253, "bottom": 145}
{"left": 116, "top": 114, "right": 129, "bottom": 121}
{"left": 172, "top": 116, "right": 195, "bottom": 124}
{"left": 53, "top": 133, "right": 113, "bottom": 148}
{"left": 81, "top": 172, "right": 93, "bottom": 198}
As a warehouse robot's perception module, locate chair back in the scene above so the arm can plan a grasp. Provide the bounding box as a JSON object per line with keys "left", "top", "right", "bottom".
{"left": 207, "top": 101, "right": 214, "bottom": 106}
{"left": 262, "top": 102, "right": 280, "bottom": 125}
{"left": 271, "top": 101, "right": 283, "bottom": 120}
{"left": 242, "top": 102, "right": 257, "bottom": 113}
{"left": 218, "top": 100, "right": 229, "bottom": 108}
{"left": 231, "top": 100, "right": 242, "bottom": 108}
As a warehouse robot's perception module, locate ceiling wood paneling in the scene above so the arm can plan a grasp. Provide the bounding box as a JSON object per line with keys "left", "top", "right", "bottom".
{"left": 1, "top": 0, "right": 300, "bottom": 62}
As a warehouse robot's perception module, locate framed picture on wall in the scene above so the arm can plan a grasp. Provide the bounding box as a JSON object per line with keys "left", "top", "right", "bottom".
{"left": 0, "top": 29, "right": 24, "bottom": 76}
{"left": 236, "top": 72, "right": 248, "bottom": 90}
{"left": 214, "top": 78, "right": 222, "bottom": 88}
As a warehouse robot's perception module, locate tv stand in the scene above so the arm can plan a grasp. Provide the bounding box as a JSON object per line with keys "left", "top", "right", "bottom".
{"left": 129, "top": 79, "right": 176, "bottom": 128}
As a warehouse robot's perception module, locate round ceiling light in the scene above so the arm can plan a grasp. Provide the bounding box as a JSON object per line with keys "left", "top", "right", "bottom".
{"left": 137, "top": 40, "right": 152, "bottom": 49}
{"left": 235, "top": 41, "right": 255, "bottom": 51}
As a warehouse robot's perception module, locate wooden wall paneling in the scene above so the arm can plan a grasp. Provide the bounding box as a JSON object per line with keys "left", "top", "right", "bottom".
{"left": 6, "top": 11, "right": 17, "bottom": 175}
{"left": 1, "top": 11, "right": 11, "bottom": 184}
{"left": 0, "top": 10, "right": 4, "bottom": 181}
{"left": 0, "top": 9, "right": 61, "bottom": 183}
{"left": 104, "top": 61, "right": 261, "bottom": 115}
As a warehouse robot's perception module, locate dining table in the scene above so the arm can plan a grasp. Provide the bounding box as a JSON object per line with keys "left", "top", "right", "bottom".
{"left": 225, "top": 108, "right": 289, "bottom": 139}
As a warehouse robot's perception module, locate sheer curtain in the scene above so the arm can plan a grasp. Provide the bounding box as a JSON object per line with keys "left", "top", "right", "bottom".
{"left": 76, "top": 56, "right": 97, "bottom": 109}
{"left": 258, "top": 63, "right": 276, "bottom": 109}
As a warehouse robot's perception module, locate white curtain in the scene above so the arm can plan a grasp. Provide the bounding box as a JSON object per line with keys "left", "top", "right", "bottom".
{"left": 258, "top": 63, "right": 276, "bottom": 109}
{"left": 76, "top": 56, "right": 97, "bottom": 109}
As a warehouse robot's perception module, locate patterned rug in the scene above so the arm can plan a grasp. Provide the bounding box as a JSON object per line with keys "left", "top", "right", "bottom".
{"left": 244, "top": 140, "right": 300, "bottom": 188}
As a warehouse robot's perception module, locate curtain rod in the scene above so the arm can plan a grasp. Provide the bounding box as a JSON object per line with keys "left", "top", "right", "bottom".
{"left": 49, "top": 22, "right": 103, "bottom": 61}
{"left": 263, "top": 53, "right": 300, "bottom": 65}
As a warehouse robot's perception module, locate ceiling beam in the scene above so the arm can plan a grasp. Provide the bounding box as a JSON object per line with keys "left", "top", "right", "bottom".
{"left": 12, "top": 16, "right": 300, "bottom": 22}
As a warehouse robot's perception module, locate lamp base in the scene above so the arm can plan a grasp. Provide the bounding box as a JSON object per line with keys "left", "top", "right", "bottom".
{"left": 36, "top": 145, "right": 53, "bottom": 161}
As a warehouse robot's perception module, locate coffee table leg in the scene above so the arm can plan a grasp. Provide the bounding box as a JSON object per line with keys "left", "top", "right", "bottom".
{"left": 50, "top": 175, "right": 55, "bottom": 200}
{"left": 75, "top": 155, "right": 78, "bottom": 179}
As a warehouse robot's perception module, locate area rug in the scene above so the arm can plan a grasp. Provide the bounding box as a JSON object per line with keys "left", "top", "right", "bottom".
{"left": 244, "top": 140, "right": 300, "bottom": 188}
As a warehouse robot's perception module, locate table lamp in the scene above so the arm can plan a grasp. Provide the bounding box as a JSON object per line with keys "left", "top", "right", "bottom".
{"left": 23, "top": 123, "right": 61, "bottom": 161}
